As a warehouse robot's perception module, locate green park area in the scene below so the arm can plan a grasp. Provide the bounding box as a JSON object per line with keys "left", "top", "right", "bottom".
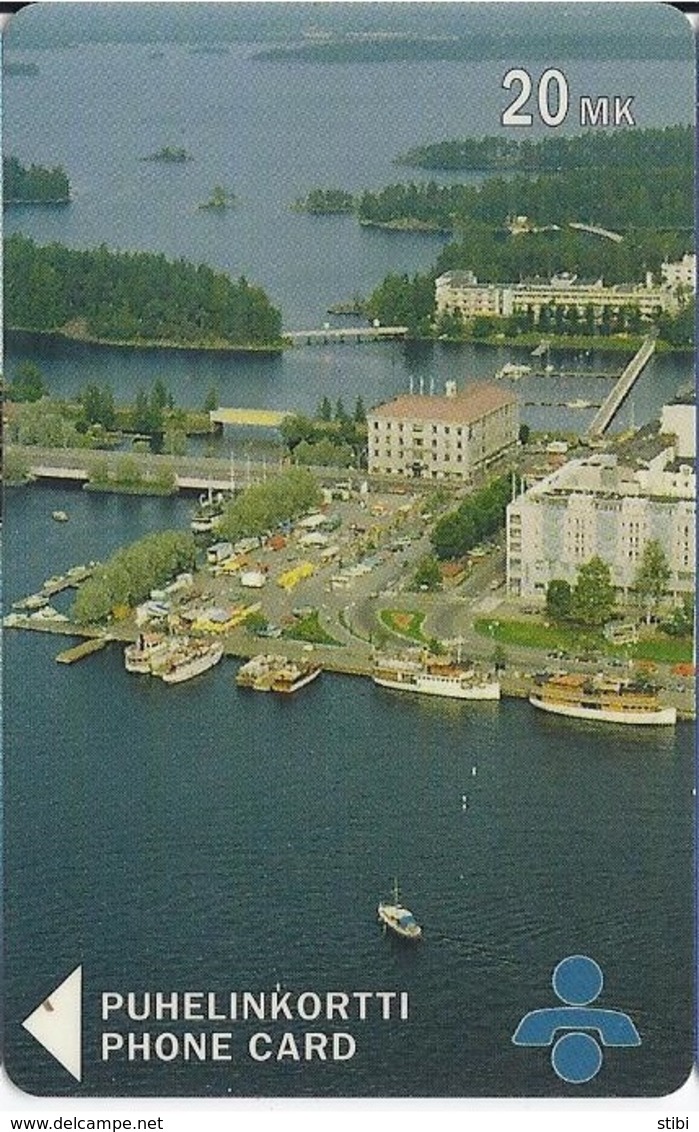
{"left": 379, "top": 609, "right": 428, "bottom": 643}
{"left": 475, "top": 618, "right": 693, "bottom": 665}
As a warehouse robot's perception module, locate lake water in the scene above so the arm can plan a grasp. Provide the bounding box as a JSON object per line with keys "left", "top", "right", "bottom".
{"left": 3, "top": 485, "right": 694, "bottom": 1097}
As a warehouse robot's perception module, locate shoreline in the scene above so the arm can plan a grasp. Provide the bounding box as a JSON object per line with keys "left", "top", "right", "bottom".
{"left": 8, "top": 323, "right": 692, "bottom": 356}
{"left": 6, "top": 616, "right": 695, "bottom": 721}
{"left": 6, "top": 325, "right": 287, "bottom": 355}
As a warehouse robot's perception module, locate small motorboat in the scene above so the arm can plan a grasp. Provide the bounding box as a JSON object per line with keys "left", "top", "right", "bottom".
{"left": 52, "top": 510, "right": 69, "bottom": 522}
{"left": 378, "top": 880, "right": 422, "bottom": 941}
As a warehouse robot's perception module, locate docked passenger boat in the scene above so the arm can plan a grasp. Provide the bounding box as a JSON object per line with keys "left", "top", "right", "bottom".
{"left": 529, "top": 673, "right": 677, "bottom": 726}
{"left": 157, "top": 639, "right": 224, "bottom": 684}
{"left": 235, "top": 653, "right": 286, "bottom": 688}
{"left": 269, "top": 659, "right": 322, "bottom": 693}
{"left": 378, "top": 881, "right": 422, "bottom": 941}
{"left": 124, "top": 632, "right": 172, "bottom": 674}
{"left": 372, "top": 653, "right": 500, "bottom": 700}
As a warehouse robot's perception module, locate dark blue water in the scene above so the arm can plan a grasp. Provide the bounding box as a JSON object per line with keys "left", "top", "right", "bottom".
{"left": 2, "top": 6, "right": 695, "bottom": 1099}
{"left": 3, "top": 487, "right": 693, "bottom": 1097}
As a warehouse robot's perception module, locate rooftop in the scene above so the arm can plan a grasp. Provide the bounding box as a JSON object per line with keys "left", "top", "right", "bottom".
{"left": 370, "top": 383, "right": 517, "bottom": 424}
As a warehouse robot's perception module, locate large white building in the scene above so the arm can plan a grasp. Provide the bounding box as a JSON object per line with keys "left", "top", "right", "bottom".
{"left": 367, "top": 382, "right": 518, "bottom": 480}
{"left": 506, "top": 450, "right": 695, "bottom": 601}
{"left": 661, "top": 253, "right": 696, "bottom": 293}
{"left": 435, "top": 269, "right": 685, "bottom": 324}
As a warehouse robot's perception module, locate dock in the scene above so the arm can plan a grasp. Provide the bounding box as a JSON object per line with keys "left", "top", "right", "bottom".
{"left": 587, "top": 335, "right": 656, "bottom": 437}
{"left": 56, "top": 637, "right": 111, "bottom": 664}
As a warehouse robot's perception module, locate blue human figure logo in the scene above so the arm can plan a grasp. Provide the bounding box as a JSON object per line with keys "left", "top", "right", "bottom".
{"left": 512, "top": 955, "right": 641, "bottom": 1083}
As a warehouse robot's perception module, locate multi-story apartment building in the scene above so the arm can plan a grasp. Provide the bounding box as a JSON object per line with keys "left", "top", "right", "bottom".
{"left": 506, "top": 451, "right": 695, "bottom": 601}
{"left": 435, "top": 270, "right": 684, "bottom": 324}
{"left": 367, "top": 382, "right": 518, "bottom": 480}
{"left": 660, "top": 253, "right": 696, "bottom": 293}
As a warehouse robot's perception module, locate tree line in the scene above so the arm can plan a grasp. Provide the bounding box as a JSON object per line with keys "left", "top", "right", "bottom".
{"left": 4, "top": 233, "right": 283, "bottom": 348}
{"left": 431, "top": 474, "right": 518, "bottom": 560}
{"left": 280, "top": 397, "right": 367, "bottom": 468}
{"left": 395, "top": 125, "right": 693, "bottom": 173}
{"left": 357, "top": 162, "right": 692, "bottom": 234}
{"left": 4, "top": 156, "right": 71, "bottom": 202}
{"left": 218, "top": 468, "right": 322, "bottom": 543}
{"left": 73, "top": 530, "right": 196, "bottom": 623}
{"left": 544, "top": 541, "right": 691, "bottom": 630}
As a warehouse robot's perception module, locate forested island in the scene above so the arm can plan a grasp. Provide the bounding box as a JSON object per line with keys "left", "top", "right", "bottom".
{"left": 4, "top": 60, "right": 40, "bottom": 76}
{"left": 292, "top": 188, "right": 355, "bottom": 214}
{"left": 4, "top": 156, "right": 71, "bottom": 203}
{"left": 141, "top": 146, "right": 192, "bottom": 163}
{"left": 198, "top": 185, "right": 237, "bottom": 210}
{"left": 357, "top": 162, "right": 692, "bottom": 234}
{"left": 255, "top": 29, "right": 689, "bottom": 64}
{"left": 395, "top": 125, "right": 692, "bottom": 172}
{"left": 5, "top": 233, "right": 284, "bottom": 350}
{"left": 314, "top": 125, "right": 694, "bottom": 348}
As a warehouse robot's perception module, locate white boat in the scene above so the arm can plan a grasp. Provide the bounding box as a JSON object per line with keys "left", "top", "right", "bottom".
{"left": 236, "top": 653, "right": 286, "bottom": 688}
{"left": 12, "top": 593, "right": 49, "bottom": 612}
{"left": 378, "top": 881, "right": 422, "bottom": 941}
{"left": 29, "top": 606, "right": 69, "bottom": 622}
{"left": 372, "top": 654, "right": 500, "bottom": 700}
{"left": 269, "top": 659, "right": 322, "bottom": 694}
{"left": 124, "top": 633, "right": 172, "bottom": 674}
{"left": 52, "top": 510, "right": 69, "bottom": 522}
{"left": 158, "top": 640, "right": 224, "bottom": 684}
{"left": 529, "top": 673, "right": 677, "bottom": 726}
{"left": 495, "top": 363, "right": 531, "bottom": 380}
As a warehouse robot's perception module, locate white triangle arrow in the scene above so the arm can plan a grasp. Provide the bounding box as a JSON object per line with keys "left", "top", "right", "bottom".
{"left": 22, "top": 965, "right": 82, "bottom": 1082}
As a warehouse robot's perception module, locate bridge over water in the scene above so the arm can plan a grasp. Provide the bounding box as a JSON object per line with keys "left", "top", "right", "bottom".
{"left": 284, "top": 325, "right": 408, "bottom": 345}
{"left": 586, "top": 335, "right": 657, "bottom": 437}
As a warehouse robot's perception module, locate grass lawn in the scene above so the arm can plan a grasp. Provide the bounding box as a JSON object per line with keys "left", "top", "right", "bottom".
{"left": 379, "top": 608, "right": 428, "bottom": 643}
{"left": 474, "top": 617, "right": 588, "bottom": 651}
{"left": 474, "top": 617, "right": 694, "bottom": 664}
{"left": 631, "top": 637, "right": 694, "bottom": 664}
{"left": 283, "top": 610, "right": 341, "bottom": 647}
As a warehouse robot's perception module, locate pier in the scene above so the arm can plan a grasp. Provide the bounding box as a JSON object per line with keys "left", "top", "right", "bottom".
{"left": 586, "top": 335, "right": 656, "bottom": 437}
{"left": 56, "top": 637, "right": 111, "bottom": 664}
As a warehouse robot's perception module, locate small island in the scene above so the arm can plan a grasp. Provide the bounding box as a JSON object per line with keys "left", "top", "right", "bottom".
{"left": 4, "top": 60, "right": 40, "bottom": 77}
{"left": 198, "top": 185, "right": 237, "bottom": 211}
{"left": 4, "top": 156, "right": 71, "bottom": 205}
{"left": 141, "top": 146, "right": 193, "bottom": 163}
{"left": 292, "top": 188, "right": 355, "bottom": 215}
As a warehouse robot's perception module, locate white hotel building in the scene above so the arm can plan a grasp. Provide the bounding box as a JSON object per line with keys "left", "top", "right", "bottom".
{"left": 506, "top": 449, "right": 695, "bottom": 601}
{"left": 435, "top": 261, "right": 692, "bottom": 323}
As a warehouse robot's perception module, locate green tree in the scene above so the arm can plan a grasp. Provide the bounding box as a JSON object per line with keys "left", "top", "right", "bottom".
{"left": 353, "top": 396, "right": 366, "bottom": 424}
{"left": 318, "top": 396, "right": 332, "bottom": 422}
{"left": 10, "top": 361, "right": 47, "bottom": 402}
{"left": 572, "top": 556, "right": 615, "bottom": 626}
{"left": 152, "top": 378, "right": 169, "bottom": 411}
{"left": 413, "top": 555, "right": 442, "bottom": 591}
{"left": 634, "top": 539, "right": 671, "bottom": 623}
{"left": 203, "top": 386, "right": 219, "bottom": 412}
{"left": 546, "top": 578, "right": 573, "bottom": 622}
{"left": 662, "top": 593, "right": 694, "bottom": 638}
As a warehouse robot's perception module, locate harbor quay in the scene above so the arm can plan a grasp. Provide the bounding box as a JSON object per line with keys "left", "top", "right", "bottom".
{"left": 6, "top": 609, "right": 695, "bottom": 721}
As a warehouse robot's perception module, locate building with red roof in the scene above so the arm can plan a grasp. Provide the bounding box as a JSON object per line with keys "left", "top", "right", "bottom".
{"left": 367, "top": 381, "right": 518, "bottom": 480}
